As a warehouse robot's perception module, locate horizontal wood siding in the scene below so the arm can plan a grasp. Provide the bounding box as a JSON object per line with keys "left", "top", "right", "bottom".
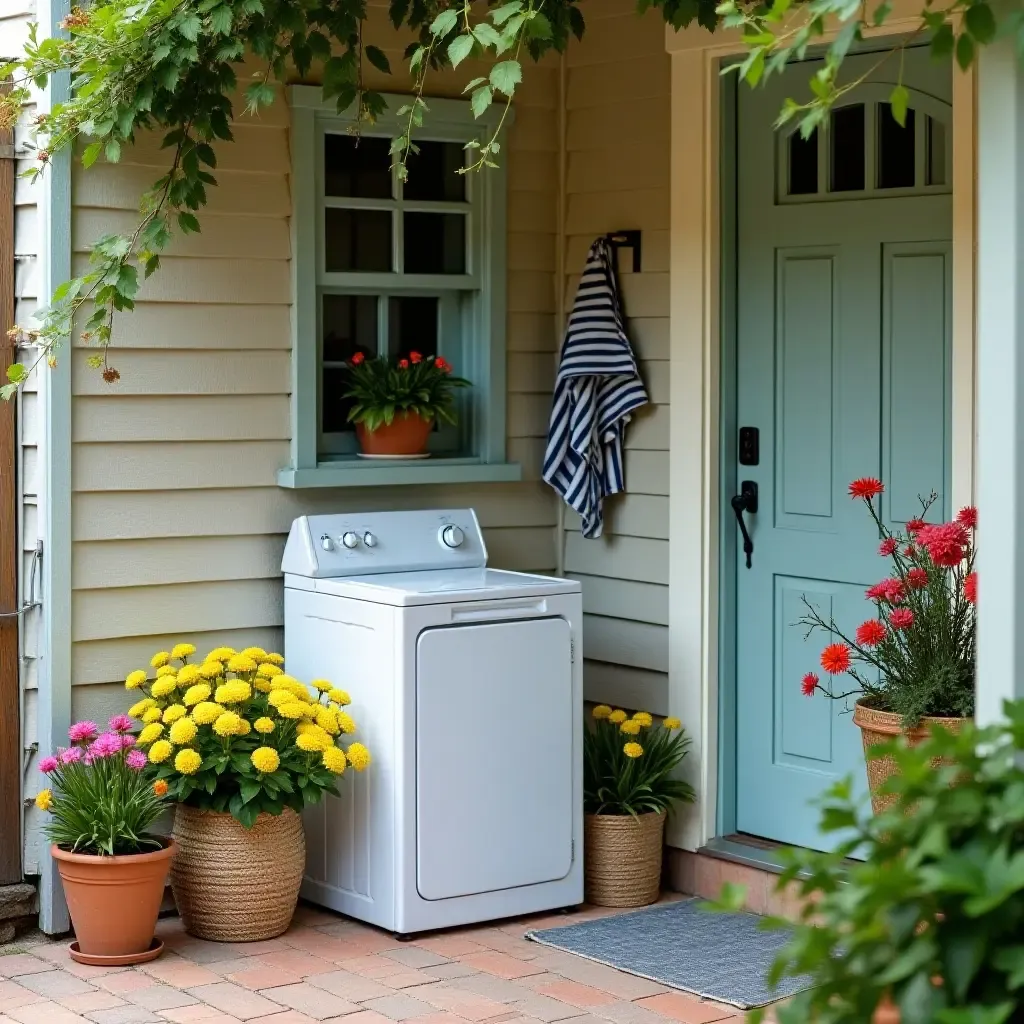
{"left": 69, "top": 17, "right": 559, "bottom": 685}
{"left": 564, "top": 9, "right": 670, "bottom": 715}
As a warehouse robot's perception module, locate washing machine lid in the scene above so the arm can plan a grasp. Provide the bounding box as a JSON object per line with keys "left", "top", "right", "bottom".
{"left": 286, "top": 567, "right": 580, "bottom": 606}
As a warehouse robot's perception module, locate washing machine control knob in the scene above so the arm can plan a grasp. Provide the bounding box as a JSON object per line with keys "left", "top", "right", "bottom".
{"left": 440, "top": 524, "right": 465, "bottom": 549}
{"left": 321, "top": 535, "right": 334, "bottom": 552}
{"left": 341, "top": 531, "right": 360, "bottom": 549}
{"left": 363, "top": 532, "right": 378, "bottom": 548}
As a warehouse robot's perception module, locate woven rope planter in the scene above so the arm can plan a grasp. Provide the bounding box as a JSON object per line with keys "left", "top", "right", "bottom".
{"left": 853, "top": 700, "right": 969, "bottom": 815}
{"left": 171, "top": 804, "right": 305, "bottom": 941}
{"left": 584, "top": 811, "right": 665, "bottom": 908}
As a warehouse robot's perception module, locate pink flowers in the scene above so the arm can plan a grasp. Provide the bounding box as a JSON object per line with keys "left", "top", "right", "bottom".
{"left": 878, "top": 537, "right": 898, "bottom": 557}
{"left": 125, "top": 750, "right": 148, "bottom": 772}
{"left": 957, "top": 506, "right": 978, "bottom": 529}
{"left": 68, "top": 721, "right": 98, "bottom": 744}
{"left": 916, "top": 521, "right": 970, "bottom": 568}
{"left": 866, "top": 579, "right": 905, "bottom": 604}
{"left": 88, "top": 732, "right": 125, "bottom": 759}
{"left": 906, "top": 518, "right": 925, "bottom": 535}
{"left": 907, "top": 567, "right": 929, "bottom": 589}
{"left": 58, "top": 747, "right": 81, "bottom": 765}
{"left": 889, "top": 608, "right": 915, "bottom": 630}
{"left": 108, "top": 714, "right": 133, "bottom": 733}
{"left": 39, "top": 756, "right": 58, "bottom": 774}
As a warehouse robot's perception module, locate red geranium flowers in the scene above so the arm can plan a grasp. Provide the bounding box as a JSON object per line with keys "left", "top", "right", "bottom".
{"left": 820, "top": 644, "right": 852, "bottom": 675}
{"left": 855, "top": 620, "right": 887, "bottom": 647}
{"left": 849, "top": 478, "right": 885, "bottom": 500}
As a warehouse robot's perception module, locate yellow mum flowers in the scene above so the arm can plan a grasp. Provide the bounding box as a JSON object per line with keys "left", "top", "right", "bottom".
{"left": 177, "top": 664, "right": 200, "bottom": 686}
{"left": 142, "top": 708, "right": 163, "bottom": 724}
{"left": 35, "top": 789, "right": 52, "bottom": 811}
{"left": 169, "top": 718, "right": 198, "bottom": 745}
{"left": 148, "top": 740, "right": 173, "bottom": 763}
{"left": 213, "top": 711, "right": 243, "bottom": 737}
{"left": 297, "top": 731, "right": 332, "bottom": 753}
{"left": 632, "top": 712, "right": 654, "bottom": 728}
{"left": 592, "top": 705, "right": 613, "bottom": 720}
{"left": 199, "top": 661, "right": 224, "bottom": 680}
{"left": 276, "top": 702, "right": 306, "bottom": 720}
{"left": 257, "top": 663, "right": 283, "bottom": 679}
{"left": 347, "top": 743, "right": 372, "bottom": 771}
{"left": 129, "top": 698, "right": 155, "bottom": 717}
{"left": 125, "top": 669, "right": 147, "bottom": 690}
{"left": 620, "top": 720, "right": 642, "bottom": 736}
{"left": 163, "top": 704, "right": 187, "bottom": 724}
{"left": 328, "top": 688, "right": 351, "bottom": 706}
{"left": 150, "top": 651, "right": 171, "bottom": 669}
{"left": 171, "top": 643, "right": 196, "bottom": 660}
{"left": 663, "top": 717, "right": 682, "bottom": 729}
{"left": 191, "top": 702, "right": 221, "bottom": 725}
{"left": 267, "top": 689, "right": 293, "bottom": 708}
{"left": 137, "top": 723, "right": 164, "bottom": 745}
{"left": 251, "top": 747, "right": 280, "bottom": 773}
{"left": 241, "top": 647, "right": 267, "bottom": 661}
{"left": 337, "top": 711, "right": 356, "bottom": 734}
{"left": 322, "top": 747, "right": 347, "bottom": 774}
{"left": 205, "top": 646, "right": 235, "bottom": 662}
{"left": 263, "top": 652, "right": 285, "bottom": 666}
{"left": 254, "top": 717, "right": 275, "bottom": 734}
{"left": 183, "top": 684, "right": 212, "bottom": 707}
{"left": 608, "top": 710, "right": 628, "bottom": 724}
{"left": 174, "top": 749, "right": 202, "bottom": 775}
{"left": 156, "top": 665, "right": 177, "bottom": 678}
{"left": 227, "top": 653, "right": 257, "bottom": 674}
{"left": 311, "top": 679, "right": 332, "bottom": 692}
{"left": 151, "top": 678, "right": 178, "bottom": 698}
{"left": 215, "top": 681, "right": 251, "bottom": 704}
{"left": 316, "top": 708, "right": 340, "bottom": 735}
{"left": 623, "top": 742, "right": 644, "bottom": 759}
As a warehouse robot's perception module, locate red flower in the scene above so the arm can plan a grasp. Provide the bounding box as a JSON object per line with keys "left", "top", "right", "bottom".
{"left": 906, "top": 518, "right": 925, "bottom": 535}
{"left": 821, "top": 643, "right": 852, "bottom": 675}
{"left": 435, "top": 356, "right": 452, "bottom": 374}
{"left": 801, "top": 672, "right": 819, "bottom": 697}
{"left": 398, "top": 358, "right": 409, "bottom": 369}
{"left": 965, "top": 571, "right": 978, "bottom": 605}
{"left": 849, "top": 478, "right": 885, "bottom": 500}
{"left": 907, "top": 567, "right": 929, "bottom": 589}
{"left": 878, "top": 537, "right": 898, "bottom": 557}
{"left": 350, "top": 352, "right": 365, "bottom": 366}
{"left": 866, "top": 578, "right": 904, "bottom": 604}
{"left": 409, "top": 351, "right": 423, "bottom": 364}
{"left": 957, "top": 506, "right": 978, "bottom": 529}
{"left": 904, "top": 545, "right": 916, "bottom": 557}
{"left": 855, "top": 620, "right": 887, "bottom": 647}
{"left": 917, "top": 522, "right": 969, "bottom": 568}
{"left": 888, "top": 608, "right": 914, "bottom": 630}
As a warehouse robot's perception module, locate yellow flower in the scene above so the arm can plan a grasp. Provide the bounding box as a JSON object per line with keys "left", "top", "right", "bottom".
{"left": 608, "top": 710, "right": 628, "bottom": 724}
{"left": 129, "top": 698, "right": 156, "bottom": 718}
{"left": 237, "top": 720, "right": 251, "bottom": 736}
{"left": 35, "top": 789, "right": 52, "bottom": 811}
{"left": 137, "top": 723, "right": 164, "bottom": 745}
{"left": 254, "top": 717, "right": 275, "bottom": 734}
{"left": 215, "top": 681, "right": 251, "bottom": 705}
{"left": 623, "top": 742, "right": 644, "bottom": 759}
{"left": 213, "top": 711, "right": 243, "bottom": 737}
{"left": 257, "top": 663, "right": 283, "bottom": 679}
{"left": 177, "top": 664, "right": 200, "bottom": 686}
{"left": 337, "top": 711, "right": 357, "bottom": 734}
{"left": 142, "top": 708, "right": 164, "bottom": 724}
{"left": 227, "top": 653, "right": 257, "bottom": 674}
{"left": 191, "top": 702, "right": 222, "bottom": 725}
{"left": 151, "top": 677, "right": 178, "bottom": 698}
{"left": 322, "top": 746, "right": 347, "bottom": 774}
{"left": 632, "top": 712, "right": 654, "bottom": 728}
{"left": 311, "top": 679, "right": 332, "bottom": 692}
{"left": 169, "top": 718, "right": 198, "bottom": 745}
{"left": 592, "top": 705, "right": 613, "bottom": 720}
{"left": 296, "top": 721, "right": 318, "bottom": 735}
{"left": 174, "top": 749, "right": 202, "bottom": 775}
{"left": 171, "top": 643, "right": 196, "bottom": 661}
{"left": 663, "top": 717, "right": 682, "bottom": 730}
{"left": 268, "top": 689, "right": 293, "bottom": 708}
{"left": 156, "top": 665, "right": 178, "bottom": 678}
{"left": 316, "top": 708, "right": 340, "bottom": 735}
{"left": 620, "top": 720, "right": 642, "bottom": 736}
{"left": 199, "top": 661, "right": 224, "bottom": 680}
{"left": 183, "top": 683, "right": 212, "bottom": 707}
{"left": 346, "top": 743, "right": 371, "bottom": 771}
{"left": 328, "top": 688, "right": 351, "bottom": 706}
{"left": 253, "top": 677, "right": 272, "bottom": 693}
{"left": 264, "top": 652, "right": 285, "bottom": 666}
{"left": 241, "top": 647, "right": 267, "bottom": 661}
{"left": 277, "top": 702, "right": 306, "bottom": 720}
{"left": 148, "top": 740, "right": 173, "bottom": 764}
{"left": 297, "top": 731, "right": 331, "bottom": 753}
{"left": 125, "top": 669, "right": 147, "bottom": 690}
{"left": 251, "top": 747, "right": 280, "bottom": 773}
{"left": 206, "top": 646, "right": 236, "bottom": 662}
{"left": 162, "top": 704, "right": 187, "bottom": 724}
{"left": 273, "top": 676, "right": 309, "bottom": 699}
{"left": 150, "top": 651, "right": 171, "bottom": 669}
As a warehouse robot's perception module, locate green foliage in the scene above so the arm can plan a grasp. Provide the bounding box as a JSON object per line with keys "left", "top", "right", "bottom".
{"left": 712, "top": 704, "right": 1024, "bottom": 1024}
{"left": 343, "top": 352, "right": 469, "bottom": 432}
{"left": 583, "top": 708, "right": 695, "bottom": 816}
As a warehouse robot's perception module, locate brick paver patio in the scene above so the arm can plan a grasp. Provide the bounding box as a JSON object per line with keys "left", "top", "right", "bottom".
{"left": 0, "top": 902, "right": 771, "bottom": 1024}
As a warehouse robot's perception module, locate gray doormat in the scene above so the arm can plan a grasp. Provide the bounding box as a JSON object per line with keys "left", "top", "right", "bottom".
{"left": 526, "top": 898, "right": 811, "bottom": 1010}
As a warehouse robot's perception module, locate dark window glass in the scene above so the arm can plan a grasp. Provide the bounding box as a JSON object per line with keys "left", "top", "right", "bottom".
{"left": 324, "top": 134, "right": 392, "bottom": 198}
{"left": 404, "top": 212, "right": 466, "bottom": 274}
{"left": 926, "top": 115, "right": 946, "bottom": 186}
{"left": 325, "top": 208, "right": 392, "bottom": 272}
{"left": 404, "top": 141, "right": 466, "bottom": 202}
{"left": 321, "top": 367, "right": 353, "bottom": 434}
{"left": 321, "top": 294, "right": 379, "bottom": 433}
{"left": 829, "top": 104, "right": 865, "bottom": 192}
{"left": 388, "top": 296, "right": 439, "bottom": 359}
{"left": 878, "top": 103, "right": 916, "bottom": 189}
{"left": 788, "top": 129, "right": 818, "bottom": 196}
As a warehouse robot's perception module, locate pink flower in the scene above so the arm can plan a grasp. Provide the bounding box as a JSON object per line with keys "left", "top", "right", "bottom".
{"left": 889, "top": 608, "right": 914, "bottom": 630}
{"left": 957, "top": 506, "right": 978, "bottom": 529}
{"left": 125, "top": 749, "right": 148, "bottom": 772}
{"left": 58, "top": 747, "right": 81, "bottom": 765}
{"left": 68, "top": 721, "right": 99, "bottom": 744}
{"left": 38, "top": 756, "right": 58, "bottom": 774}
{"left": 866, "top": 579, "right": 905, "bottom": 604}
{"left": 120, "top": 733, "right": 136, "bottom": 749}
{"left": 906, "top": 518, "right": 926, "bottom": 535}
{"left": 801, "top": 672, "right": 819, "bottom": 696}
{"left": 907, "top": 567, "right": 929, "bottom": 589}
{"left": 878, "top": 537, "right": 898, "bottom": 557}
{"left": 108, "top": 714, "right": 133, "bottom": 733}
{"left": 904, "top": 545, "right": 916, "bottom": 557}
{"left": 917, "top": 522, "right": 969, "bottom": 568}
{"left": 88, "top": 732, "right": 123, "bottom": 759}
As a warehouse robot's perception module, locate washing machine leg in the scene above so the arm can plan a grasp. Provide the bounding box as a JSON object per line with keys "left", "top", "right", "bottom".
{"left": 393, "top": 932, "right": 414, "bottom": 942}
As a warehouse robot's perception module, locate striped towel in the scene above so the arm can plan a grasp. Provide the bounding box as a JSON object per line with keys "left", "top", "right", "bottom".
{"left": 542, "top": 237, "right": 649, "bottom": 539}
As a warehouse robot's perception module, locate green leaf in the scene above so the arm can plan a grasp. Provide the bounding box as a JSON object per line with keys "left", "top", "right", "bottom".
{"left": 491, "top": 2, "right": 523, "bottom": 26}
{"left": 365, "top": 45, "right": 391, "bottom": 73}
{"left": 82, "top": 142, "right": 103, "bottom": 168}
{"left": 209, "top": 5, "right": 232, "bottom": 35}
{"left": 956, "top": 31, "right": 976, "bottom": 71}
{"left": 889, "top": 83, "right": 909, "bottom": 126}
{"left": 430, "top": 9, "right": 458, "bottom": 37}
{"left": 473, "top": 23, "right": 504, "bottom": 51}
{"left": 964, "top": 2, "right": 996, "bottom": 44}
{"left": 177, "top": 212, "right": 201, "bottom": 234}
{"left": 471, "top": 85, "right": 493, "bottom": 118}
{"left": 489, "top": 59, "right": 522, "bottom": 97}
{"left": 177, "top": 14, "right": 201, "bottom": 41}
{"left": 5, "top": 363, "right": 26, "bottom": 384}
{"left": 447, "top": 34, "right": 475, "bottom": 68}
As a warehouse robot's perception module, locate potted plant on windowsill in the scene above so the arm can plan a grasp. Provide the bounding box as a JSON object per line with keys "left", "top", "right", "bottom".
{"left": 34, "top": 717, "right": 174, "bottom": 965}
{"left": 583, "top": 709, "right": 695, "bottom": 907}
{"left": 799, "top": 478, "right": 976, "bottom": 814}
{"left": 344, "top": 351, "right": 470, "bottom": 458}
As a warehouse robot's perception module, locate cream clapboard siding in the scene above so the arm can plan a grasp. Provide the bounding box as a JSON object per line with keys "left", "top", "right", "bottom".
{"left": 67, "top": 13, "right": 559, "bottom": 704}
{"left": 562, "top": 5, "right": 670, "bottom": 714}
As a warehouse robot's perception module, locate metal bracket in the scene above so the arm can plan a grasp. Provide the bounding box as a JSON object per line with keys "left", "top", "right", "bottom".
{"left": 605, "top": 230, "right": 642, "bottom": 273}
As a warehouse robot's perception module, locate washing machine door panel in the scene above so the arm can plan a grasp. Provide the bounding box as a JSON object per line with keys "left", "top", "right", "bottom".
{"left": 416, "top": 617, "right": 574, "bottom": 901}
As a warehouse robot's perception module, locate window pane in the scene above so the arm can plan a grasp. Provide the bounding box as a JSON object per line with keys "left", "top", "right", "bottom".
{"left": 404, "top": 212, "right": 466, "bottom": 274}
{"left": 323, "top": 294, "right": 378, "bottom": 362}
{"left": 324, "top": 134, "right": 392, "bottom": 198}
{"left": 322, "top": 367, "right": 353, "bottom": 435}
{"left": 877, "top": 103, "right": 915, "bottom": 189}
{"left": 926, "top": 115, "right": 946, "bottom": 186}
{"left": 404, "top": 141, "right": 466, "bottom": 202}
{"left": 829, "top": 104, "right": 865, "bottom": 192}
{"left": 325, "top": 208, "right": 392, "bottom": 272}
{"left": 788, "top": 129, "right": 818, "bottom": 196}
{"left": 388, "top": 296, "right": 439, "bottom": 359}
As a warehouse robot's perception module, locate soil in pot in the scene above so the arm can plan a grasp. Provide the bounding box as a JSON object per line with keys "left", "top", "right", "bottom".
{"left": 584, "top": 811, "right": 665, "bottom": 908}
{"left": 356, "top": 413, "right": 433, "bottom": 457}
{"left": 52, "top": 839, "right": 175, "bottom": 961}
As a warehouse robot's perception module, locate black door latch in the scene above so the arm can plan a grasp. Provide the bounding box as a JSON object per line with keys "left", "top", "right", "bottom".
{"left": 731, "top": 481, "right": 758, "bottom": 569}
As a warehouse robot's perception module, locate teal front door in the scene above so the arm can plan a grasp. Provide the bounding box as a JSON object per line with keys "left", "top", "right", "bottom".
{"left": 734, "top": 48, "right": 953, "bottom": 850}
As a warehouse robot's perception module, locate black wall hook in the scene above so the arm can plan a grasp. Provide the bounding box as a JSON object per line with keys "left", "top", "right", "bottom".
{"left": 605, "top": 230, "right": 642, "bottom": 273}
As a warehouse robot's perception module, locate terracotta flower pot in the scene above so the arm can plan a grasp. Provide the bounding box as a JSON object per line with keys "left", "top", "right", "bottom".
{"left": 52, "top": 839, "right": 175, "bottom": 961}
{"left": 170, "top": 805, "right": 304, "bottom": 941}
{"left": 853, "top": 699, "right": 970, "bottom": 815}
{"left": 584, "top": 811, "right": 665, "bottom": 908}
{"left": 356, "top": 412, "right": 433, "bottom": 456}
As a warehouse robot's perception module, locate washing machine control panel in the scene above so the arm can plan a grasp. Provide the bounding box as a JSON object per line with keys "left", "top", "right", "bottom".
{"left": 282, "top": 509, "right": 487, "bottom": 577}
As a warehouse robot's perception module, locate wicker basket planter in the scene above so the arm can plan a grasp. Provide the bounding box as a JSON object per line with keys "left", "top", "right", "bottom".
{"left": 170, "top": 805, "right": 305, "bottom": 941}
{"left": 584, "top": 811, "right": 665, "bottom": 908}
{"left": 853, "top": 700, "right": 970, "bottom": 815}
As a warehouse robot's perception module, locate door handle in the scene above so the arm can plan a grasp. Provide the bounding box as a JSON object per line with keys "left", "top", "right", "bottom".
{"left": 731, "top": 481, "right": 758, "bottom": 569}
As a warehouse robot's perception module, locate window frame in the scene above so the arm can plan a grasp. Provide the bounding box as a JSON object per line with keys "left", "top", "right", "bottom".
{"left": 280, "top": 86, "right": 520, "bottom": 488}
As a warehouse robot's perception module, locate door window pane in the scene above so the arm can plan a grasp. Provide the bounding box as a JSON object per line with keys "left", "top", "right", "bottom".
{"left": 877, "top": 103, "right": 916, "bottom": 189}
{"left": 404, "top": 141, "right": 466, "bottom": 202}
{"left": 788, "top": 129, "right": 818, "bottom": 196}
{"left": 325, "top": 208, "right": 392, "bottom": 272}
{"left": 926, "top": 115, "right": 946, "bottom": 186}
{"left": 829, "top": 104, "right": 865, "bottom": 192}
{"left": 324, "top": 134, "right": 392, "bottom": 198}
{"left": 404, "top": 212, "right": 466, "bottom": 274}
{"left": 388, "top": 296, "right": 439, "bottom": 359}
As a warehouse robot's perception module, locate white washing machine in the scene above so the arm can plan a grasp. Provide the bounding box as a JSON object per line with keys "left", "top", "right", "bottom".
{"left": 281, "top": 509, "right": 583, "bottom": 936}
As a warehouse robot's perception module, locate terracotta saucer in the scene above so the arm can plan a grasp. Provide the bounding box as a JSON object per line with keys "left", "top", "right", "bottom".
{"left": 68, "top": 937, "right": 164, "bottom": 966}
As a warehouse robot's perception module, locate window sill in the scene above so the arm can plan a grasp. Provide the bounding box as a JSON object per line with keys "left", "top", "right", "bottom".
{"left": 277, "top": 458, "right": 522, "bottom": 489}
